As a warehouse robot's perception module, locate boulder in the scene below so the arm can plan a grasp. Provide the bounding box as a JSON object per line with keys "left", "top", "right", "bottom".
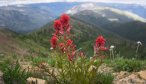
{"left": 27, "top": 77, "right": 47, "bottom": 84}
{"left": 0, "top": 71, "right": 4, "bottom": 84}
{"left": 118, "top": 71, "right": 129, "bottom": 79}
{"left": 138, "top": 71, "right": 146, "bottom": 80}
{"left": 98, "top": 63, "right": 113, "bottom": 73}
{"left": 88, "top": 65, "right": 97, "bottom": 72}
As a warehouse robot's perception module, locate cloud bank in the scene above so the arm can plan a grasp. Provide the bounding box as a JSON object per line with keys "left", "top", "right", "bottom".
{"left": 0, "top": 0, "right": 146, "bottom": 6}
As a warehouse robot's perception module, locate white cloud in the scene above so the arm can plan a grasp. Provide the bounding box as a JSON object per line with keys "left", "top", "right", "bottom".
{"left": 0, "top": 0, "right": 146, "bottom": 6}
{"left": 0, "top": 0, "right": 58, "bottom": 6}
{"left": 75, "top": 0, "right": 146, "bottom": 5}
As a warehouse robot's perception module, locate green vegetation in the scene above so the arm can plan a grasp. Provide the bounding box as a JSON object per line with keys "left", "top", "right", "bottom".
{"left": 105, "top": 57, "right": 146, "bottom": 72}
{"left": 2, "top": 61, "right": 31, "bottom": 84}
{"left": 95, "top": 73, "right": 114, "bottom": 84}
{"left": 31, "top": 52, "right": 114, "bottom": 84}
{"left": 16, "top": 17, "right": 146, "bottom": 58}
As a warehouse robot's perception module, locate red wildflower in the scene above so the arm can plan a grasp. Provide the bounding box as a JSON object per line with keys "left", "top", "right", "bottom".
{"left": 71, "top": 44, "right": 76, "bottom": 51}
{"left": 59, "top": 43, "right": 66, "bottom": 53}
{"left": 79, "top": 51, "right": 84, "bottom": 57}
{"left": 68, "top": 54, "right": 72, "bottom": 61}
{"left": 64, "top": 36, "right": 67, "bottom": 41}
{"left": 60, "top": 14, "right": 70, "bottom": 28}
{"left": 54, "top": 20, "right": 62, "bottom": 30}
{"left": 66, "top": 26, "right": 71, "bottom": 34}
{"left": 68, "top": 51, "right": 75, "bottom": 61}
{"left": 59, "top": 43, "right": 65, "bottom": 48}
{"left": 54, "top": 20, "right": 64, "bottom": 35}
{"left": 99, "top": 46, "right": 108, "bottom": 51}
{"left": 94, "top": 35, "right": 107, "bottom": 55}
{"left": 67, "top": 39, "right": 73, "bottom": 47}
{"left": 95, "top": 35, "right": 105, "bottom": 47}
{"left": 50, "top": 35, "right": 58, "bottom": 49}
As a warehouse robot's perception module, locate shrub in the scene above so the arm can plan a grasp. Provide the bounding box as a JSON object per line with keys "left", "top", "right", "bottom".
{"left": 0, "top": 58, "right": 12, "bottom": 71}
{"left": 111, "top": 57, "right": 145, "bottom": 72}
{"left": 94, "top": 73, "right": 114, "bottom": 84}
{"left": 3, "top": 61, "right": 31, "bottom": 84}
{"left": 38, "top": 53, "right": 113, "bottom": 84}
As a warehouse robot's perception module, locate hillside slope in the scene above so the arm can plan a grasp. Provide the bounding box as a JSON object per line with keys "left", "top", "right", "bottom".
{"left": 0, "top": 28, "right": 48, "bottom": 58}
{"left": 105, "top": 21, "right": 146, "bottom": 44}
{"left": 0, "top": 28, "right": 27, "bottom": 56}
{"left": 22, "top": 17, "right": 146, "bottom": 58}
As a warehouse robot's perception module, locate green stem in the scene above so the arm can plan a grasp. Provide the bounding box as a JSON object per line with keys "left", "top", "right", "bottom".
{"left": 136, "top": 45, "right": 140, "bottom": 58}
{"left": 136, "top": 45, "right": 140, "bottom": 54}
{"left": 112, "top": 50, "right": 114, "bottom": 60}
{"left": 59, "top": 54, "right": 66, "bottom": 83}
{"left": 68, "top": 61, "right": 72, "bottom": 82}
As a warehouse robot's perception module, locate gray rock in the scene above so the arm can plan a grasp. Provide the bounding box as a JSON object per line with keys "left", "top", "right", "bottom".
{"left": 0, "top": 71, "right": 4, "bottom": 84}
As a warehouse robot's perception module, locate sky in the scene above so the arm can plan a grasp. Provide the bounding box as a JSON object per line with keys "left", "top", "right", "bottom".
{"left": 0, "top": 0, "right": 146, "bottom": 6}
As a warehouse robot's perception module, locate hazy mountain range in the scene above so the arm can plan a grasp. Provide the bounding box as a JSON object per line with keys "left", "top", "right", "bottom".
{"left": 66, "top": 3, "right": 146, "bottom": 44}
{"left": 0, "top": 2, "right": 146, "bottom": 33}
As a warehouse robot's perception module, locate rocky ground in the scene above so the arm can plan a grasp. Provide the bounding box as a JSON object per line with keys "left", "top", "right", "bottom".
{"left": 113, "top": 71, "right": 146, "bottom": 84}
{"left": 1, "top": 63, "right": 146, "bottom": 84}
{"left": 25, "top": 63, "right": 146, "bottom": 84}
{"left": 98, "top": 64, "right": 146, "bottom": 84}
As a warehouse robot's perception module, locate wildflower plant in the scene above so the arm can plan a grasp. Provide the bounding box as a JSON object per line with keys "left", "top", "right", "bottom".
{"left": 92, "top": 35, "right": 108, "bottom": 63}
{"left": 38, "top": 14, "right": 113, "bottom": 84}
{"left": 135, "top": 41, "right": 142, "bottom": 58}
{"left": 109, "top": 45, "right": 115, "bottom": 60}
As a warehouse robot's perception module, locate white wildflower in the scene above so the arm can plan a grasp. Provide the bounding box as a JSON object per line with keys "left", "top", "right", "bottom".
{"left": 50, "top": 47, "right": 53, "bottom": 50}
{"left": 137, "top": 41, "right": 142, "bottom": 45}
{"left": 90, "top": 57, "right": 93, "bottom": 60}
{"left": 110, "top": 45, "right": 115, "bottom": 49}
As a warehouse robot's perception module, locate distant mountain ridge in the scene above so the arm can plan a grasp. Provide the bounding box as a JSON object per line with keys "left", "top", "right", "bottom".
{"left": 66, "top": 3, "right": 146, "bottom": 45}
{"left": 67, "top": 3, "right": 146, "bottom": 22}
{"left": 0, "top": 5, "right": 56, "bottom": 33}
{"left": 0, "top": 2, "right": 146, "bottom": 33}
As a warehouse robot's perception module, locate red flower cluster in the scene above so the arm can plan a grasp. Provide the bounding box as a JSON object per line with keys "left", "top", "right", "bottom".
{"left": 54, "top": 20, "right": 62, "bottom": 30}
{"left": 95, "top": 35, "right": 105, "bottom": 47}
{"left": 50, "top": 14, "right": 108, "bottom": 62}
{"left": 68, "top": 51, "right": 75, "bottom": 61}
{"left": 53, "top": 14, "right": 71, "bottom": 35}
{"left": 50, "top": 35, "right": 58, "bottom": 49}
{"left": 59, "top": 43, "right": 65, "bottom": 52}
{"left": 60, "top": 14, "right": 70, "bottom": 28}
{"left": 50, "top": 14, "right": 80, "bottom": 61}
{"left": 94, "top": 35, "right": 108, "bottom": 54}
{"left": 67, "top": 39, "right": 73, "bottom": 46}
